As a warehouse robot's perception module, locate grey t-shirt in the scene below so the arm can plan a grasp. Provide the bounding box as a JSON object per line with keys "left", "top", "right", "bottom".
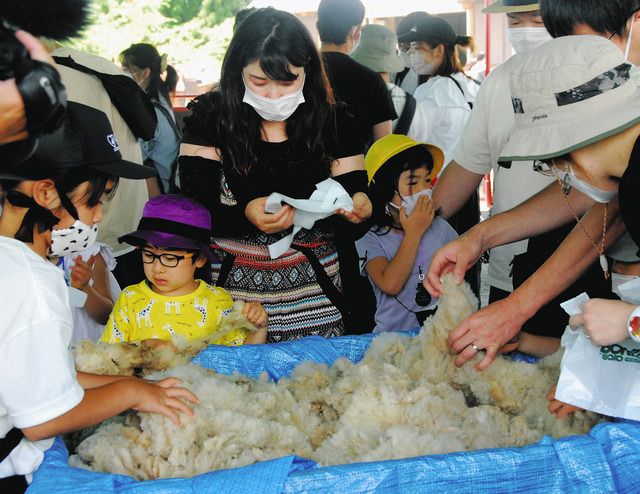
{"left": 356, "top": 217, "right": 458, "bottom": 333}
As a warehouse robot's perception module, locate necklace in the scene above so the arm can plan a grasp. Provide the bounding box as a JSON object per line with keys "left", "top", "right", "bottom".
{"left": 554, "top": 169, "right": 610, "bottom": 280}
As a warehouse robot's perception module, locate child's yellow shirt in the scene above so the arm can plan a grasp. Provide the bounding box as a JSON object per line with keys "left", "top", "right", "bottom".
{"left": 100, "top": 280, "right": 247, "bottom": 346}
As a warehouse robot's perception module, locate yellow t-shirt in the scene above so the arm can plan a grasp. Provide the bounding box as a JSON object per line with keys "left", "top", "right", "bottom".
{"left": 100, "top": 280, "right": 247, "bottom": 346}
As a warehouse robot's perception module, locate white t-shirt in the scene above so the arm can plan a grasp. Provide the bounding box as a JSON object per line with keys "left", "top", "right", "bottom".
{"left": 0, "top": 237, "right": 84, "bottom": 481}
{"left": 413, "top": 73, "right": 479, "bottom": 167}
{"left": 454, "top": 56, "right": 555, "bottom": 291}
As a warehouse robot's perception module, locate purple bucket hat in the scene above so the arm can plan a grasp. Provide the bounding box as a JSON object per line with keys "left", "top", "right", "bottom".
{"left": 119, "top": 195, "right": 215, "bottom": 261}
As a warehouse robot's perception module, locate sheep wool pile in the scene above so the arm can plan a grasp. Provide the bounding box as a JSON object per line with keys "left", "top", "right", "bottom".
{"left": 69, "top": 276, "right": 602, "bottom": 480}
{"left": 73, "top": 300, "right": 258, "bottom": 376}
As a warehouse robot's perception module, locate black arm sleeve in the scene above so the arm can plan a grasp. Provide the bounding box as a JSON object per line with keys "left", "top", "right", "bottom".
{"left": 178, "top": 155, "right": 252, "bottom": 236}
{"left": 332, "top": 170, "right": 368, "bottom": 197}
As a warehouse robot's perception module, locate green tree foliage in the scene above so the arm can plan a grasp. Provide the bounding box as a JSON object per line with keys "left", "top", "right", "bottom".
{"left": 160, "top": 0, "right": 203, "bottom": 24}
{"left": 71, "top": 0, "right": 248, "bottom": 86}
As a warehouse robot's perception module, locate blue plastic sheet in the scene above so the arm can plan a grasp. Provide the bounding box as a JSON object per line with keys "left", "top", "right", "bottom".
{"left": 28, "top": 331, "right": 640, "bottom": 493}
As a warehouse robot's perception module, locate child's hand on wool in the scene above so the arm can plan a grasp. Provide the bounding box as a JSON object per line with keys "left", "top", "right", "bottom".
{"left": 400, "top": 195, "right": 435, "bottom": 238}
{"left": 131, "top": 377, "right": 199, "bottom": 426}
{"left": 70, "top": 255, "right": 95, "bottom": 289}
{"left": 546, "top": 384, "right": 583, "bottom": 419}
{"left": 242, "top": 301, "right": 269, "bottom": 328}
{"left": 142, "top": 338, "right": 178, "bottom": 353}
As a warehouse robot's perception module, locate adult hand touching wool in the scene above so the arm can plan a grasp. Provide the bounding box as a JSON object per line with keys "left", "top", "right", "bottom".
{"left": 569, "top": 299, "right": 636, "bottom": 346}
{"left": 446, "top": 296, "right": 527, "bottom": 370}
{"left": 424, "top": 227, "right": 486, "bottom": 297}
{"left": 245, "top": 197, "right": 295, "bottom": 234}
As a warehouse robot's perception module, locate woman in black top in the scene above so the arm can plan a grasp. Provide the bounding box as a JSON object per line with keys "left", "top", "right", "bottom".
{"left": 178, "top": 8, "right": 371, "bottom": 342}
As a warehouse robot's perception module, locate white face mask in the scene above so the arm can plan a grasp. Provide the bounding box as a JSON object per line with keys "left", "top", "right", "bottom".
{"left": 612, "top": 272, "right": 638, "bottom": 299}
{"left": 507, "top": 27, "right": 552, "bottom": 54}
{"left": 409, "top": 52, "right": 435, "bottom": 76}
{"left": 559, "top": 166, "right": 618, "bottom": 204}
{"left": 242, "top": 77, "right": 306, "bottom": 122}
{"left": 625, "top": 14, "right": 636, "bottom": 63}
{"left": 50, "top": 220, "right": 98, "bottom": 257}
{"left": 388, "top": 188, "right": 433, "bottom": 216}
{"left": 399, "top": 50, "right": 412, "bottom": 69}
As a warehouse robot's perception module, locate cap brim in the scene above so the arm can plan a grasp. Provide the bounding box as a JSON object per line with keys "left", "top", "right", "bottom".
{"left": 397, "top": 32, "right": 420, "bottom": 43}
{"left": 0, "top": 139, "right": 39, "bottom": 175}
{"left": 498, "top": 89, "right": 640, "bottom": 165}
{"left": 481, "top": 2, "right": 539, "bottom": 13}
{"left": 119, "top": 231, "right": 217, "bottom": 262}
{"left": 89, "top": 158, "right": 158, "bottom": 179}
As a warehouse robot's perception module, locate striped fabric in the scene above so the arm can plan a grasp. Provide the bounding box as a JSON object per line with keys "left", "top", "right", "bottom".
{"left": 211, "top": 227, "right": 344, "bottom": 342}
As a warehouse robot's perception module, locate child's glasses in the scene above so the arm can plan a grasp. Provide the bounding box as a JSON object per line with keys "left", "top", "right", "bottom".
{"left": 141, "top": 249, "right": 195, "bottom": 268}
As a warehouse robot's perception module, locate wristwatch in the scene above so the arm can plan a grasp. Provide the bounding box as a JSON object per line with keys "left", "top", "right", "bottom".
{"left": 628, "top": 306, "right": 640, "bottom": 342}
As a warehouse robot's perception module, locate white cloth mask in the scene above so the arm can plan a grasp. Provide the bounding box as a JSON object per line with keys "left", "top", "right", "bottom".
{"left": 612, "top": 272, "right": 638, "bottom": 299}
{"left": 507, "top": 27, "right": 552, "bottom": 54}
{"left": 388, "top": 188, "right": 432, "bottom": 216}
{"left": 409, "top": 52, "right": 435, "bottom": 76}
{"left": 625, "top": 14, "right": 636, "bottom": 63}
{"left": 242, "top": 77, "right": 305, "bottom": 122}
{"left": 560, "top": 166, "right": 618, "bottom": 204}
{"left": 50, "top": 220, "right": 98, "bottom": 257}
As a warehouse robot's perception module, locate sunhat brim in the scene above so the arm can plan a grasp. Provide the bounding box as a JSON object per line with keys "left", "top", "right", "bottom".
{"left": 481, "top": 2, "right": 539, "bottom": 14}
{"left": 498, "top": 84, "right": 640, "bottom": 165}
{"left": 352, "top": 48, "right": 405, "bottom": 74}
{"left": 119, "top": 231, "right": 217, "bottom": 262}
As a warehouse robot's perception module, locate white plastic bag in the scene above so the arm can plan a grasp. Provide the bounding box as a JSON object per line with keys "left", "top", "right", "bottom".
{"left": 555, "top": 285, "right": 640, "bottom": 420}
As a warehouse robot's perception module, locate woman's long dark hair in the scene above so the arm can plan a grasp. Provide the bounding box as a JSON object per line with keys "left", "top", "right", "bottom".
{"left": 217, "top": 7, "right": 335, "bottom": 176}
{"left": 120, "top": 43, "right": 175, "bottom": 103}
{"left": 369, "top": 145, "right": 434, "bottom": 235}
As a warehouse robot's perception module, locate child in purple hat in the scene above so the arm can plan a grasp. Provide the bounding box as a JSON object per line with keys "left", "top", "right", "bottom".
{"left": 100, "top": 194, "right": 268, "bottom": 348}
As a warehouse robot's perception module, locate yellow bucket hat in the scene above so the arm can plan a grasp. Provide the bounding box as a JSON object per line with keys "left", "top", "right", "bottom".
{"left": 365, "top": 134, "right": 444, "bottom": 184}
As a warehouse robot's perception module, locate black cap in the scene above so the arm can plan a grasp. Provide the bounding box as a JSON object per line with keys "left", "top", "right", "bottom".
{"left": 0, "top": 101, "right": 157, "bottom": 181}
{"left": 397, "top": 16, "right": 458, "bottom": 46}
{"left": 396, "top": 11, "right": 430, "bottom": 38}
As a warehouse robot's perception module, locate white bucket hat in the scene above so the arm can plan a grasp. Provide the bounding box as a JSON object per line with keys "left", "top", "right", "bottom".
{"left": 498, "top": 35, "right": 640, "bottom": 166}
{"left": 482, "top": 0, "right": 539, "bottom": 14}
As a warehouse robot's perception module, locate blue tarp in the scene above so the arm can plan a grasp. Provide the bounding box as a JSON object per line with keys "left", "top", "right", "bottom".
{"left": 27, "top": 331, "right": 640, "bottom": 493}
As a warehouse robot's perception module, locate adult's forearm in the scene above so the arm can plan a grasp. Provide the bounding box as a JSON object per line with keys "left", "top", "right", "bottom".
{"left": 432, "top": 161, "right": 483, "bottom": 219}
{"left": 477, "top": 181, "right": 594, "bottom": 250}
{"left": 509, "top": 200, "right": 626, "bottom": 321}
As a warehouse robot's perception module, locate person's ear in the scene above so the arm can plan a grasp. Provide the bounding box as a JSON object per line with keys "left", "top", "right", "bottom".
{"left": 31, "top": 179, "right": 61, "bottom": 210}
{"left": 351, "top": 25, "right": 362, "bottom": 44}
{"left": 141, "top": 67, "right": 151, "bottom": 82}
{"left": 434, "top": 44, "right": 445, "bottom": 61}
{"left": 194, "top": 255, "right": 207, "bottom": 268}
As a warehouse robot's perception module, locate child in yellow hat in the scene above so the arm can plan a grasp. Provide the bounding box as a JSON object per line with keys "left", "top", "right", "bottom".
{"left": 356, "top": 135, "right": 458, "bottom": 332}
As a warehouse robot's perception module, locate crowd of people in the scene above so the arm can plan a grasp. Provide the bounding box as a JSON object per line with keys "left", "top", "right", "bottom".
{"left": 2, "top": 0, "right": 640, "bottom": 490}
